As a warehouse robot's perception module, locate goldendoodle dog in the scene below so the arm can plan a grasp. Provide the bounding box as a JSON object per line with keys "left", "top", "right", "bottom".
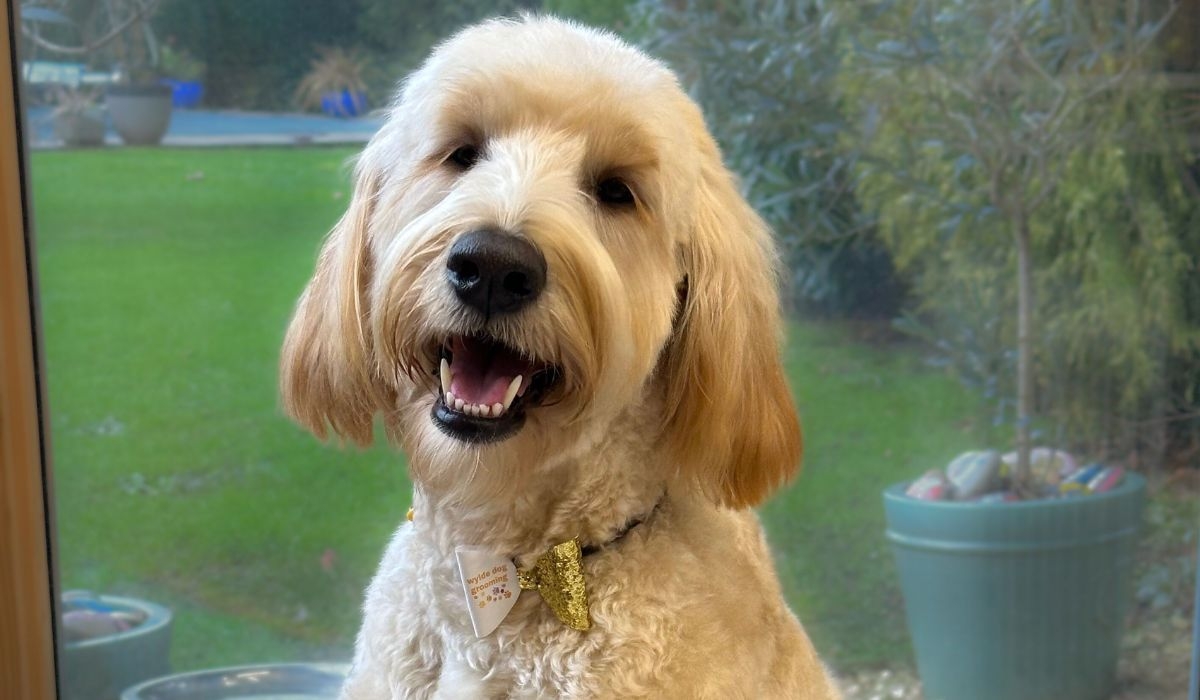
{"left": 281, "top": 15, "right": 840, "bottom": 699}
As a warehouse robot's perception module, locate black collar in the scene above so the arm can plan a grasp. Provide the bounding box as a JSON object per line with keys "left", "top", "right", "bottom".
{"left": 580, "top": 494, "right": 664, "bottom": 558}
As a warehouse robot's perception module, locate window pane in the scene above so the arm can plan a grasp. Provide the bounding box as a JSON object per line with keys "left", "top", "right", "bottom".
{"left": 19, "top": 1, "right": 1197, "bottom": 699}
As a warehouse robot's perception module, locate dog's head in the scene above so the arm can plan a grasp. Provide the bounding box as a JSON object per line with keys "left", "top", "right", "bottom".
{"left": 280, "top": 16, "right": 801, "bottom": 508}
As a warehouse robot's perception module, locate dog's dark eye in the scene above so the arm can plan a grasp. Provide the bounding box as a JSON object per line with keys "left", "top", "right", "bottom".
{"left": 448, "top": 145, "right": 481, "bottom": 170}
{"left": 596, "top": 177, "right": 635, "bottom": 207}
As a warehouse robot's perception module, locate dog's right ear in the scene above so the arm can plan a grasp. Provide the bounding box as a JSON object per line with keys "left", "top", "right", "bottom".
{"left": 280, "top": 162, "right": 384, "bottom": 445}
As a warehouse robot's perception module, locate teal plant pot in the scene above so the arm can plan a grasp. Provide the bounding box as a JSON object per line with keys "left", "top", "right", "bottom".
{"left": 60, "top": 595, "right": 172, "bottom": 700}
{"left": 883, "top": 473, "right": 1145, "bottom": 700}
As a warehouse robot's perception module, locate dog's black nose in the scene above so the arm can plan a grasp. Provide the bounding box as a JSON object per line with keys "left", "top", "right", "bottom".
{"left": 446, "top": 229, "right": 546, "bottom": 315}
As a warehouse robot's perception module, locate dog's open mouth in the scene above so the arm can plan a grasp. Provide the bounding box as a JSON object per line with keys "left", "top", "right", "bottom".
{"left": 431, "top": 334, "right": 561, "bottom": 443}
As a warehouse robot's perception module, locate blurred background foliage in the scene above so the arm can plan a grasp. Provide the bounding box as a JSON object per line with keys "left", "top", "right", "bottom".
{"left": 634, "top": 0, "right": 907, "bottom": 319}
{"left": 35, "top": 0, "right": 1199, "bottom": 464}
{"left": 837, "top": 0, "right": 1198, "bottom": 467}
{"left": 151, "top": 1, "right": 621, "bottom": 111}
{"left": 637, "top": 0, "right": 1200, "bottom": 466}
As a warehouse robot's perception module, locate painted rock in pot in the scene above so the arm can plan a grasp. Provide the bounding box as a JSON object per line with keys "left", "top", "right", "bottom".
{"left": 1059, "top": 464, "right": 1105, "bottom": 495}
{"left": 946, "top": 450, "right": 1002, "bottom": 500}
{"left": 1000, "top": 447, "right": 1078, "bottom": 485}
{"left": 1087, "top": 466, "right": 1125, "bottom": 493}
{"left": 906, "top": 469, "right": 950, "bottom": 500}
{"left": 62, "top": 609, "right": 129, "bottom": 642}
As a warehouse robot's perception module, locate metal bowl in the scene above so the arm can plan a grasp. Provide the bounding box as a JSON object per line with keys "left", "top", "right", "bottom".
{"left": 120, "top": 663, "right": 349, "bottom": 700}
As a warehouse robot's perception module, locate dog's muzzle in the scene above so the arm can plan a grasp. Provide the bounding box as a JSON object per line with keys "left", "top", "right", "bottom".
{"left": 431, "top": 230, "right": 559, "bottom": 443}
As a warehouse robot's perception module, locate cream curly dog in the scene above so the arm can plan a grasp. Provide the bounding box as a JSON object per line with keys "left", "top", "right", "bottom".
{"left": 281, "top": 15, "right": 840, "bottom": 699}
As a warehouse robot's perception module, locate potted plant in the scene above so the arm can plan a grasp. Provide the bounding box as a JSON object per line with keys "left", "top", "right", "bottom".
{"left": 158, "top": 41, "right": 206, "bottom": 109}
{"left": 58, "top": 591, "right": 172, "bottom": 700}
{"left": 294, "top": 46, "right": 369, "bottom": 118}
{"left": 103, "top": 0, "right": 172, "bottom": 145}
{"left": 845, "top": 1, "right": 1186, "bottom": 698}
{"left": 19, "top": 0, "right": 172, "bottom": 145}
{"left": 50, "top": 87, "right": 105, "bottom": 147}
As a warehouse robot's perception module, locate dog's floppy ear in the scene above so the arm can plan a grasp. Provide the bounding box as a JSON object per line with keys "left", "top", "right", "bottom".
{"left": 280, "top": 162, "right": 385, "bottom": 445}
{"left": 661, "top": 139, "right": 803, "bottom": 509}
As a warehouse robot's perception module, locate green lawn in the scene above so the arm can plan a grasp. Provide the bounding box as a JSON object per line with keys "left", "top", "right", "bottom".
{"left": 32, "top": 147, "right": 985, "bottom": 672}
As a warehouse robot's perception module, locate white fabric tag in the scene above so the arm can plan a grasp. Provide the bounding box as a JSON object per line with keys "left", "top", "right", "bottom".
{"left": 455, "top": 546, "right": 521, "bottom": 638}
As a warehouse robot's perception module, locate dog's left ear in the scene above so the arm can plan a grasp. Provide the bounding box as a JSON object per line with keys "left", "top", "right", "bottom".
{"left": 661, "top": 137, "right": 803, "bottom": 509}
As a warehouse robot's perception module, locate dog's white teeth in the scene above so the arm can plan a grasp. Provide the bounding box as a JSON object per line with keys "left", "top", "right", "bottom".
{"left": 502, "top": 375, "right": 522, "bottom": 411}
{"left": 447, "top": 397, "right": 509, "bottom": 419}
{"left": 440, "top": 358, "right": 453, "bottom": 396}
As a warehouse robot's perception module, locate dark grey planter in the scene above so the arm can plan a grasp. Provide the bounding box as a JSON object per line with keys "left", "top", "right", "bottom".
{"left": 106, "top": 84, "right": 173, "bottom": 146}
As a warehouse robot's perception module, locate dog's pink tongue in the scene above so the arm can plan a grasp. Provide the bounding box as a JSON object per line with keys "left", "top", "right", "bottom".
{"left": 448, "top": 336, "right": 534, "bottom": 406}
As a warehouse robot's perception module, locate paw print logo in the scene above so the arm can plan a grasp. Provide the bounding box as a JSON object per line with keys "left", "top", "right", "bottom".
{"left": 492, "top": 586, "right": 504, "bottom": 596}
{"left": 503, "top": 590, "right": 512, "bottom": 599}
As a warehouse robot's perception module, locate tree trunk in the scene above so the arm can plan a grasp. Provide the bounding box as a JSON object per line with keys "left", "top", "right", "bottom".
{"left": 1014, "top": 212, "right": 1035, "bottom": 491}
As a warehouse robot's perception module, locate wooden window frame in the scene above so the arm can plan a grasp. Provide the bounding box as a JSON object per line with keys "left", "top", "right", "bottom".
{"left": 0, "top": 1, "right": 59, "bottom": 698}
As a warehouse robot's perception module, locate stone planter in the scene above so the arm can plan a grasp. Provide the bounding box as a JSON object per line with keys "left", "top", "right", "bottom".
{"left": 106, "top": 84, "right": 173, "bottom": 146}
{"left": 53, "top": 107, "right": 105, "bottom": 147}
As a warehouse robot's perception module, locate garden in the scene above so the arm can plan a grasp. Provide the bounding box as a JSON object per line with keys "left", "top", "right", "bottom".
{"left": 23, "top": 0, "right": 1200, "bottom": 698}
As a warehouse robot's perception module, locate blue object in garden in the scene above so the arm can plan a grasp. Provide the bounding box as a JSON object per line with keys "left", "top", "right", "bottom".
{"left": 161, "top": 79, "right": 204, "bottom": 109}
{"left": 321, "top": 90, "right": 367, "bottom": 118}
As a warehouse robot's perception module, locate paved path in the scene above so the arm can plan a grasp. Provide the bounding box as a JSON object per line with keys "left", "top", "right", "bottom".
{"left": 27, "top": 107, "right": 383, "bottom": 148}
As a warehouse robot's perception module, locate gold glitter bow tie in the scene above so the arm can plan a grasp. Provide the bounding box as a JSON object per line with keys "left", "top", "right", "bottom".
{"left": 517, "top": 538, "right": 590, "bottom": 631}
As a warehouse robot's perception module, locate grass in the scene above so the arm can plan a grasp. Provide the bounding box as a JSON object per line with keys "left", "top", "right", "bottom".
{"left": 34, "top": 147, "right": 404, "bottom": 668}
{"left": 32, "top": 147, "right": 987, "bottom": 673}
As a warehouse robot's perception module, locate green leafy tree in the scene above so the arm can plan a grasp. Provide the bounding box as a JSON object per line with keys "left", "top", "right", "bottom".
{"left": 845, "top": 0, "right": 1196, "bottom": 486}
